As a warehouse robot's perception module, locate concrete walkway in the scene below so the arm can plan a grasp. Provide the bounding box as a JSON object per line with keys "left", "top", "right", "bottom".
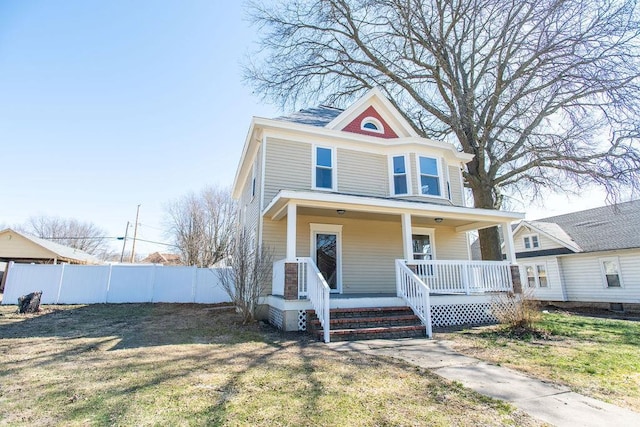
{"left": 327, "top": 338, "right": 640, "bottom": 427}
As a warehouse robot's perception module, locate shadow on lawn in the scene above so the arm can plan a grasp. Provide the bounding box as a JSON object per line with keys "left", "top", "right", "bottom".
{"left": 0, "top": 303, "right": 275, "bottom": 350}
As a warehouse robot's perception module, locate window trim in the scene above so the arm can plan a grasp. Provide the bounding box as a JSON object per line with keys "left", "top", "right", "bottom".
{"left": 312, "top": 145, "right": 337, "bottom": 191}
{"left": 360, "top": 116, "right": 384, "bottom": 134}
{"left": 388, "top": 154, "right": 411, "bottom": 196}
{"left": 522, "top": 233, "right": 540, "bottom": 250}
{"left": 521, "top": 262, "right": 548, "bottom": 288}
{"left": 415, "top": 155, "right": 444, "bottom": 198}
{"left": 599, "top": 257, "right": 624, "bottom": 288}
{"left": 310, "top": 223, "right": 343, "bottom": 294}
{"left": 250, "top": 161, "right": 257, "bottom": 200}
{"left": 411, "top": 227, "right": 436, "bottom": 261}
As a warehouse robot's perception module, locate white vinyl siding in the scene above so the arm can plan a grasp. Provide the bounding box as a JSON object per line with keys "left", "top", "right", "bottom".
{"left": 558, "top": 250, "right": 640, "bottom": 303}
{"left": 513, "top": 228, "right": 564, "bottom": 253}
{"left": 263, "top": 138, "right": 312, "bottom": 206}
{"left": 518, "top": 257, "right": 565, "bottom": 301}
{"left": 337, "top": 148, "right": 388, "bottom": 197}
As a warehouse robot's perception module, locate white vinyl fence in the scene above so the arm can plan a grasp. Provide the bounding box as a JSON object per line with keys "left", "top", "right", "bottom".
{"left": 1, "top": 262, "right": 232, "bottom": 305}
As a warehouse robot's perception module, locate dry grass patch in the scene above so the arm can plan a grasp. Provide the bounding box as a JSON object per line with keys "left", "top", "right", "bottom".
{"left": 439, "top": 310, "right": 640, "bottom": 412}
{"left": 0, "top": 303, "right": 542, "bottom": 426}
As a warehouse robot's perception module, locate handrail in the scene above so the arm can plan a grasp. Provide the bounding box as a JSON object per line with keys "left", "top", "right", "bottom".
{"left": 296, "top": 257, "right": 331, "bottom": 343}
{"left": 395, "top": 260, "right": 432, "bottom": 338}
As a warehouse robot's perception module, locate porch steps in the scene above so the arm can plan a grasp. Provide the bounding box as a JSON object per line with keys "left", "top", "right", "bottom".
{"left": 307, "top": 306, "right": 426, "bottom": 341}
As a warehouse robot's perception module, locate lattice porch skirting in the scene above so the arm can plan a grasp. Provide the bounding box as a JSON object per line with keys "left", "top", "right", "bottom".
{"left": 431, "top": 300, "right": 515, "bottom": 328}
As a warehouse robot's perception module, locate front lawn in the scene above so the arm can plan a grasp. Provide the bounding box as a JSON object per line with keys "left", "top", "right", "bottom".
{"left": 440, "top": 310, "right": 640, "bottom": 411}
{"left": 0, "top": 304, "right": 541, "bottom": 426}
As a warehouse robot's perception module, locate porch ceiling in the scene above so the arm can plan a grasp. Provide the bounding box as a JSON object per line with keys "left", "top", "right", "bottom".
{"left": 263, "top": 190, "right": 524, "bottom": 232}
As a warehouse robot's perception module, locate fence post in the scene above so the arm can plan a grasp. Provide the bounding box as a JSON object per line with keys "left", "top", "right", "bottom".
{"left": 105, "top": 264, "right": 113, "bottom": 303}
{"left": 55, "top": 263, "right": 66, "bottom": 304}
{"left": 191, "top": 266, "right": 197, "bottom": 303}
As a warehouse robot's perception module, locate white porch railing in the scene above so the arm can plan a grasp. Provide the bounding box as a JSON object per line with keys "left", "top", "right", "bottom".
{"left": 395, "top": 260, "right": 432, "bottom": 338}
{"left": 406, "top": 260, "right": 513, "bottom": 295}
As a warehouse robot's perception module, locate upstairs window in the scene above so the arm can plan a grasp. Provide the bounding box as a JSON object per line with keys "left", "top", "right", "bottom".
{"left": 418, "top": 156, "right": 441, "bottom": 196}
{"left": 523, "top": 234, "right": 540, "bottom": 250}
{"left": 360, "top": 117, "right": 384, "bottom": 133}
{"left": 392, "top": 155, "right": 408, "bottom": 195}
{"left": 314, "top": 146, "right": 334, "bottom": 190}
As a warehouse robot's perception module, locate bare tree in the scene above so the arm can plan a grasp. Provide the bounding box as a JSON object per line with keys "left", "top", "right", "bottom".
{"left": 245, "top": 0, "right": 640, "bottom": 259}
{"left": 164, "top": 186, "right": 237, "bottom": 267}
{"left": 22, "top": 216, "right": 110, "bottom": 256}
{"left": 217, "top": 230, "right": 272, "bottom": 323}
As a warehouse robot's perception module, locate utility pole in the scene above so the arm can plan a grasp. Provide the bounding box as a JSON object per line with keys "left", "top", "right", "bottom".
{"left": 130, "top": 204, "right": 141, "bottom": 263}
{"left": 119, "top": 221, "right": 130, "bottom": 263}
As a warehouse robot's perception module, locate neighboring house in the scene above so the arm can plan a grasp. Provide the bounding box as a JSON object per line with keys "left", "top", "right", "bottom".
{"left": 141, "top": 252, "right": 183, "bottom": 266}
{"left": 232, "top": 88, "right": 524, "bottom": 341}
{"left": 510, "top": 200, "right": 640, "bottom": 311}
{"left": 0, "top": 228, "right": 101, "bottom": 291}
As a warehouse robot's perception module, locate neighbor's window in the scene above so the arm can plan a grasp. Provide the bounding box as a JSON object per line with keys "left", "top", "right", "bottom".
{"left": 392, "top": 155, "right": 408, "bottom": 195}
{"left": 524, "top": 263, "right": 548, "bottom": 288}
{"left": 600, "top": 258, "right": 622, "bottom": 288}
{"left": 418, "top": 156, "right": 441, "bottom": 196}
{"left": 315, "top": 147, "right": 334, "bottom": 190}
{"left": 523, "top": 234, "right": 540, "bottom": 250}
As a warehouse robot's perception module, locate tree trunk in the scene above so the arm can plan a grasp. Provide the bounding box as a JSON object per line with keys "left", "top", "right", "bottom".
{"left": 18, "top": 291, "right": 42, "bottom": 314}
{"left": 470, "top": 178, "right": 503, "bottom": 261}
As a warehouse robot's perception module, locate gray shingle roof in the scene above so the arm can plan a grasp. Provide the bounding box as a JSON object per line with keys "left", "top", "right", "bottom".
{"left": 275, "top": 106, "right": 343, "bottom": 127}
{"left": 534, "top": 199, "right": 640, "bottom": 252}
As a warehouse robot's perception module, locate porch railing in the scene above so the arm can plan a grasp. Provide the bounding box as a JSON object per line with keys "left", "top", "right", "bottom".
{"left": 406, "top": 260, "right": 513, "bottom": 295}
{"left": 395, "top": 260, "right": 432, "bottom": 338}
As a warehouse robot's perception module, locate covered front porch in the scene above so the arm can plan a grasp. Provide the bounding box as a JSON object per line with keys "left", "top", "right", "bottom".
{"left": 263, "top": 190, "right": 524, "bottom": 341}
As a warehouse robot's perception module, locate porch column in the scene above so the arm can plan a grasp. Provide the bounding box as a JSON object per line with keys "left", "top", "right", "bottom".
{"left": 501, "top": 221, "right": 516, "bottom": 263}
{"left": 401, "top": 213, "right": 413, "bottom": 260}
{"left": 286, "top": 203, "right": 297, "bottom": 260}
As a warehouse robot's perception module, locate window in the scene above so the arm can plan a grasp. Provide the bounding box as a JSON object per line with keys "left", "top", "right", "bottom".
{"left": 314, "top": 147, "right": 334, "bottom": 190}
{"left": 392, "top": 155, "right": 408, "bottom": 195}
{"left": 412, "top": 234, "right": 433, "bottom": 260}
{"left": 418, "top": 156, "right": 441, "bottom": 196}
{"left": 523, "top": 263, "right": 548, "bottom": 288}
{"left": 360, "top": 117, "right": 384, "bottom": 133}
{"left": 600, "top": 258, "right": 622, "bottom": 288}
{"left": 251, "top": 161, "right": 257, "bottom": 199}
{"left": 523, "top": 234, "right": 540, "bottom": 250}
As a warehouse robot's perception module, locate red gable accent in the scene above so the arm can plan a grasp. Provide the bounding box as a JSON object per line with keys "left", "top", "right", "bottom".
{"left": 341, "top": 105, "right": 399, "bottom": 139}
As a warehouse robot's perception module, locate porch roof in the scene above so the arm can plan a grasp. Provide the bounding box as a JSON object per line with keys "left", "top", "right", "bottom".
{"left": 263, "top": 190, "right": 524, "bottom": 232}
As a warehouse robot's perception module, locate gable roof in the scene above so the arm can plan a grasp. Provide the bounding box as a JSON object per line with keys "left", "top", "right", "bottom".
{"left": 530, "top": 200, "right": 640, "bottom": 253}
{"left": 514, "top": 221, "right": 582, "bottom": 253}
{"left": 0, "top": 228, "right": 102, "bottom": 264}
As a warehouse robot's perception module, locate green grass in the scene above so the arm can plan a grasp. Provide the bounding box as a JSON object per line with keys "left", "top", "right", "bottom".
{"left": 0, "top": 304, "right": 541, "bottom": 426}
{"left": 441, "top": 311, "right": 640, "bottom": 411}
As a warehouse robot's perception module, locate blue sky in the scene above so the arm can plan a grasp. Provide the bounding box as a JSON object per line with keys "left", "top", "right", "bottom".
{"left": 0, "top": 0, "right": 612, "bottom": 256}
{"left": 0, "top": 0, "right": 279, "bottom": 254}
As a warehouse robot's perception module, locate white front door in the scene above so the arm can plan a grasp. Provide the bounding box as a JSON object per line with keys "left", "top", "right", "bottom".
{"left": 310, "top": 223, "right": 342, "bottom": 293}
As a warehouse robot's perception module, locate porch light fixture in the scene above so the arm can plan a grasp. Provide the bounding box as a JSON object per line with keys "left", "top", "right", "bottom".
{"left": 434, "top": 217, "right": 443, "bottom": 223}
{"left": 337, "top": 209, "right": 346, "bottom": 215}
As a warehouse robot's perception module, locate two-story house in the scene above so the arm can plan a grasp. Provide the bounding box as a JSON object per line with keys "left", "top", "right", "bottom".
{"left": 232, "top": 89, "right": 524, "bottom": 342}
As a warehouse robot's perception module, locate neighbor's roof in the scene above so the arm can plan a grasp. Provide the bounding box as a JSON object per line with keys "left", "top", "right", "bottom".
{"left": 0, "top": 228, "right": 102, "bottom": 264}
{"left": 531, "top": 199, "right": 640, "bottom": 253}
{"left": 275, "top": 105, "right": 343, "bottom": 127}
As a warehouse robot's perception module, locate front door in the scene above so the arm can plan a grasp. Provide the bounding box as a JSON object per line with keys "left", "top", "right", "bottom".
{"left": 311, "top": 225, "right": 342, "bottom": 293}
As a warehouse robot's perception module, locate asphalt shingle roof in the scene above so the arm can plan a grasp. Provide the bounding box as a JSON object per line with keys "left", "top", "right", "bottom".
{"left": 275, "top": 106, "right": 343, "bottom": 127}
{"left": 533, "top": 199, "right": 640, "bottom": 252}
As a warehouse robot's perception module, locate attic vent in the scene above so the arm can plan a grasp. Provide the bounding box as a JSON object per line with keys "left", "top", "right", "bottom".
{"left": 360, "top": 117, "right": 384, "bottom": 133}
